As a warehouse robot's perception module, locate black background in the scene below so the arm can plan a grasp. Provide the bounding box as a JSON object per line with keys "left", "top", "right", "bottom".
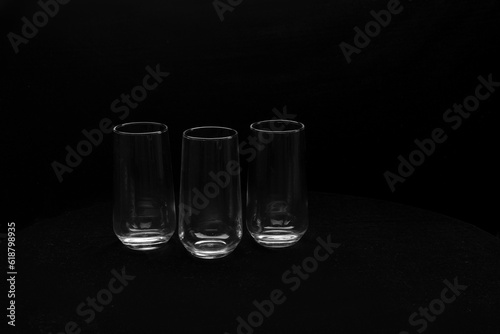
{"left": 2, "top": 0, "right": 499, "bottom": 234}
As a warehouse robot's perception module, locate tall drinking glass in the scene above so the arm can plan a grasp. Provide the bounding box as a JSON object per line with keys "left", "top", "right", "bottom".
{"left": 178, "top": 126, "right": 242, "bottom": 259}
{"left": 113, "top": 122, "right": 176, "bottom": 251}
{"left": 246, "top": 119, "right": 308, "bottom": 248}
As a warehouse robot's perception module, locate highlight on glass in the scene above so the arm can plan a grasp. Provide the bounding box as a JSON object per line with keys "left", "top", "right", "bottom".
{"left": 178, "top": 126, "right": 243, "bottom": 259}
{"left": 246, "top": 119, "right": 308, "bottom": 248}
{"left": 113, "top": 122, "right": 176, "bottom": 251}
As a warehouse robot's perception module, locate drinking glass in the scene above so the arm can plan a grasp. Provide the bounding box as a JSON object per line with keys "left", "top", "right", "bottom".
{"left": 113, "top": 122, "right": 176, "bottom": 251}
{"left": 246, "top": 119, "right": 308, "bottom": 248}
{"left": 178, "top": 126, "right": 242, "bottom": 259}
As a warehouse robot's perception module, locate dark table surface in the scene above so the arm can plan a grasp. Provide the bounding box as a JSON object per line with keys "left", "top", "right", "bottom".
{"left": 14, "top": 192, "right": 500, "bottom": 334}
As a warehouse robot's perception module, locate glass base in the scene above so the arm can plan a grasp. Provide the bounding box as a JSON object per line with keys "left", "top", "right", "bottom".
{"left": 118, "top": 232, "right": 170, "bottom": 251}
{"left": 182, "top": 240, "right": 239, "bottom": 259}
{"left": 250, "top": 230, "right": 305, "bottom": 248}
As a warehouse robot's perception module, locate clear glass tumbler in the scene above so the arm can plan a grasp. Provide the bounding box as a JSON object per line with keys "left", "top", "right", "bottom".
{"left": 246, "top": 119, "right": 308, "bottom": 248}
{"left": 178, "top": 126, "right": 242, "bottom": 259}
{"left": 113, "top": 122, "right": 176, "bottom": 251}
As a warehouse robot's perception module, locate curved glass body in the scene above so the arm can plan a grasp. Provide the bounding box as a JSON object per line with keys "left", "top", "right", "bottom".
{"left": 178, "top": 126, "right": 242, "bottom": 259}
{"left": 113, "top": 122, "right": 176, "bottom": 251}
{"left": 246, "top": 120, "right": 308, "bottom": 248}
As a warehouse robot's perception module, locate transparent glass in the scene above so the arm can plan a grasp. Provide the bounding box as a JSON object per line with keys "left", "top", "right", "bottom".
{"left": 113, "top": 122, "right": 176, "bottom": 251}
{"left": 246, "top": 119, "right": 308, "bottom": 248}
{"left": 178, "top": 126, "right": 242, "bottom": 259}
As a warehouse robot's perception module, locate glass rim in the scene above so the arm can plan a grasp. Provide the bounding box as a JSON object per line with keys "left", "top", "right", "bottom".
{"left": 250, "top": 119, "right": 305, "bottom": 133}
{"left": 113, "top": 122, "right": 168, "bottom": 135}
{"left": 183, "top": 126, "right": 238, "bottom": 141}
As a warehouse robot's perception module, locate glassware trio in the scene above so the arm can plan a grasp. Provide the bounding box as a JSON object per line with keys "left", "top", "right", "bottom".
{"left": 113, "top": 120, "right": 308, "bottom": 259}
